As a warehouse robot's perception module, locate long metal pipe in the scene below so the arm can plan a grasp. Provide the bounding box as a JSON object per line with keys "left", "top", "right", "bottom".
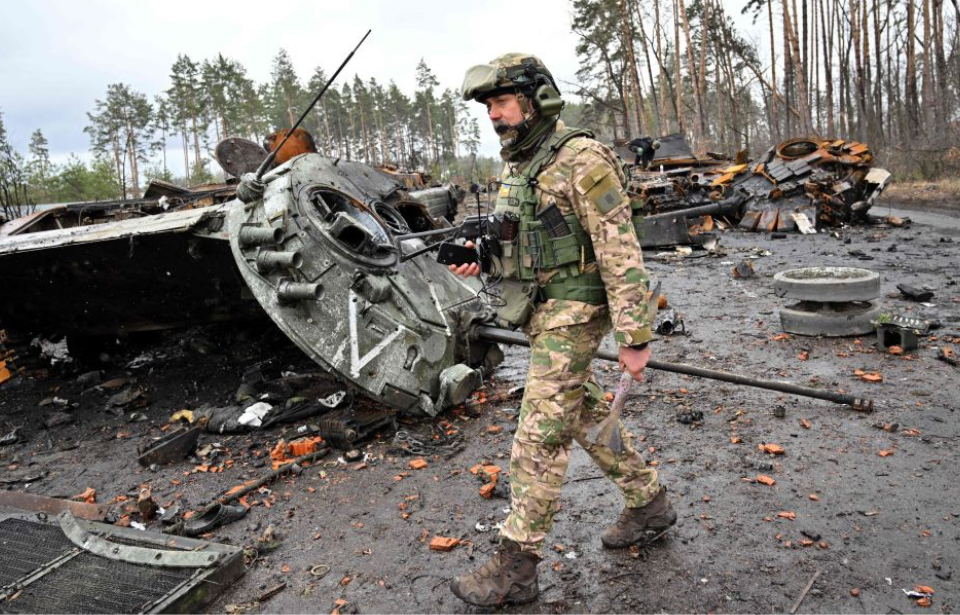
{"left": 475, "top": 326, "right": 874, "bottom": 411}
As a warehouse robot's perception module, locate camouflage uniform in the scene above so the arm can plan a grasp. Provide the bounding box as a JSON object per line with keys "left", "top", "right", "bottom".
{"left": 496, "top": 121, "right": 661, "bottom": 555}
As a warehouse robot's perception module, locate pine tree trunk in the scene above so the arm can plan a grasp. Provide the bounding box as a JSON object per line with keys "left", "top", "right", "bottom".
{"left": 181, "top": 125, "right": 191, "bottom": 184}
{"left": 905, "top": 0, "right": 921, "bottom": 136}
{"left": 654, "top": 0, "right": 669, "bottom": 133}
{"left": 633, "top": 0, "right": 663, "bottom": 135}
{"left": 921, "top": 0, "right": 935, "bottom": 133}
{"left": 674, "top": 0, "right": 686, "bottom": 136}
{"left": 768, "top": 0, "right": 781, "bottom": 139}
{"left": 619, "top": 0, "right": 646, "bottom": 135}
{"left": 191, "top": 115, "right": 201, "bottom": 173}
{"left": 783, "top": 0, "right": 814, "bottom": 135}
{"left": 678, "top": 0, "right": 705, "bottom": 146}
{"left": 821, "top": 0, "right": 835, "bottom": 136}
{"left": 697, "top": 0, "right": 711, "bottom": 140}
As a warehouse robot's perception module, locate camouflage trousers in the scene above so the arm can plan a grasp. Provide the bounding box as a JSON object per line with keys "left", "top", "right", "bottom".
{"left": 499, "top": 310, "right": 660, "bottom": 554}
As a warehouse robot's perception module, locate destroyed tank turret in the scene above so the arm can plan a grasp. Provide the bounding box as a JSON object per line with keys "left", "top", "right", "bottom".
{"left": 223, "top": 146, "right": 501, "bottom": 417}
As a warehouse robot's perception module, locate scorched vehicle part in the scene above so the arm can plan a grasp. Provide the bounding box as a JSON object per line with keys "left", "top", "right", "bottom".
{"left": 227, "top": 153, "right": 491, "bottom": 417}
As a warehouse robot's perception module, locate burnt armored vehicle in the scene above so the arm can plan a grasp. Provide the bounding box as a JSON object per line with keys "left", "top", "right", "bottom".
{"left": 0, "top": 141, "right": 501, "bottom": 416}
{"left": 224, "top": 148, "right": 500, "bottom": 416}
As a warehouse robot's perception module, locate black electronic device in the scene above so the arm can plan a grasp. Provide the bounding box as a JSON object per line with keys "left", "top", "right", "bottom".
{"left": 436, "top": 243, "right": 479, "bottom": 266}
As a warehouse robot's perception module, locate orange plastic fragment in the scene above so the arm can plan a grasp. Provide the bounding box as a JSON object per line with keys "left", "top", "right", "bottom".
{"left": 756, "top": 475, "right": 776, "bottom": 486}
{"left": 917, "top": 597, "right": 932, "bottom": 607}
{"left": 409, "top": 458, "right": 428, "bottom": 470}
{"left": 799, "top": 418, "right": 811, "bottom": 430}
{"left": 759, "top": 443, "right": 785, "bottom": 455}
{"left": 915, "top": 585, "right": 935, "bottom": 595}
{"left": 777, "top": 511, "right": 797, "bottom": 520}
{"left": 878, "top": 449, "right": 895, "bottom": 457}
{"left": 479, "top": 483, "right": 496, "bottom": 499}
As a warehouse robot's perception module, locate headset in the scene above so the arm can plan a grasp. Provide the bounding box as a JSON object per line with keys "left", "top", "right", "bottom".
{"left": 509, "top": 59, "right": 565, "bottom": 118}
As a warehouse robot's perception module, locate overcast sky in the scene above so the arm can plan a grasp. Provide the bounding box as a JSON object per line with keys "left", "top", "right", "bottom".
{"left": 0, "top": 0, "right": 761, "bottom": 171}
{"left": 0, "top": 0, "right": 592, "bottom": 168}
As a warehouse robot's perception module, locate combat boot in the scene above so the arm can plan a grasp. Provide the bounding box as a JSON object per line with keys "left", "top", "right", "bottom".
{"left": 601, "top": 486, "right": 677, "bottom": 549}
{"left": 449, "top": 539, "right": 540, "bottom": 606}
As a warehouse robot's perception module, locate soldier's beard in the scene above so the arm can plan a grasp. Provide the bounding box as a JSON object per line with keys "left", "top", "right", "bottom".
{"left": 493, "top": 120, "right": 521, "bottom": 148}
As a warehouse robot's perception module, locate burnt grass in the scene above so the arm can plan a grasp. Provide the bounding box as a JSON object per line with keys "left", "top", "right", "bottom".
{"left": 1, "top": 200, "right": 958, "bottom": 614}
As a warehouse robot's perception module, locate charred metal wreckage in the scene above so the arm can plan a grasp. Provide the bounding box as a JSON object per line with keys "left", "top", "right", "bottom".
{"left": 613, "top": 134, "right": 892, "bottom": 248}
{"left": 0, "top": 131, "right": 886, "bottom": 415}
{"left": 0, "top": 139, "right": 500, "bottom": 416}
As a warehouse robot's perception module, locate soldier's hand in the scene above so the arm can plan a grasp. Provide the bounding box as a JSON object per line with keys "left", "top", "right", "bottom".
{"left": 448, "top": 241, "right": 481, "bottom": 277}
{"left": 619, "top": 344, "right": 651, "bottom": 382}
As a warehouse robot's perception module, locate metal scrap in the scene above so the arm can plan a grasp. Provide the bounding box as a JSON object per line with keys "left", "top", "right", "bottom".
{"left": 624, "top": 136, "right": 890, "bottom": 239}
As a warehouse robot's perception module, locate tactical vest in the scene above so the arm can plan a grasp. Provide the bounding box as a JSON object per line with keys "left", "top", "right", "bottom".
{"left": 493, "top": 128, "right": 607, "bottom": 306}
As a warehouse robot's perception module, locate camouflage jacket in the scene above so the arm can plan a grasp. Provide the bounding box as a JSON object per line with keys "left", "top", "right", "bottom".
{"left": 505, "top": 121, "right": 654, "bottom": 347}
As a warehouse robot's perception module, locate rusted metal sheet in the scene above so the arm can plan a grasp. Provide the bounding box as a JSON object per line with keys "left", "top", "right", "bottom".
{"left": 0, "top": 491, "right": 108, "bottom": 521}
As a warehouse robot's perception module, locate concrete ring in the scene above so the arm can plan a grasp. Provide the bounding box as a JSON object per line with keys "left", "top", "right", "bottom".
{"left": 779, "top": 300, "right": 881, "bottom": 337}
{"left": 774, "top": 267, "right": 880, "bottom": 302}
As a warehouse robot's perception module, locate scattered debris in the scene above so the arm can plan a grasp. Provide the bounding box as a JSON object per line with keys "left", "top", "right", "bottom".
{"left": 138, "top": 487, "right": 158, "bottom": 521}
{"left": 428, "top": 536, "right": 461, "bottom": 552}
{"left": 238, "top": 401, "right": 273, "bottom": 427}
{"left": 655, "top": 308, "right": 686, "bottom": 336}
{"left": 897, "top": 284, "right": 934, "bottom": 303}
{"left": 676, "top": 409, "right": 703, "bottom": 424}
{"left": 854, "top": 369, "right": 883, "bottom": 383}
{"left": 732, "top": 260, "right": 755, "bottom": 279}
{"left": 875, "top": 314, "right": 929, "bottom": 352}
{"left": 789, "top": 570, "right": 821, "bottom": 614}
{"left": 0, "top": 490, "right": 108, "bottom": 520}
{"left": 0, "top": 427, "right": 20, "bottom": 446}
{"left": 71, "top": 487, "right": 97, "bottom": 504}
{"left": 137, "top": 425, "right": 201, "bottom": 466}
{"left": 938, "top": 346, "right": 957, "bottom": 367}
{"left": 183, "top": 503, "right": 249, "bottom": 537}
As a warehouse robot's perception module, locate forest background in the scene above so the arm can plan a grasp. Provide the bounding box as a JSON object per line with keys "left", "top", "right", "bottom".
{"left": 2, "top": 0, "right": 959, "bottom": 220}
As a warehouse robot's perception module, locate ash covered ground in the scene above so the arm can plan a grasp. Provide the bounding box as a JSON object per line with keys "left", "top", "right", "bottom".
{"left": 1, "top": 200, "right": 958, "bottom": 614}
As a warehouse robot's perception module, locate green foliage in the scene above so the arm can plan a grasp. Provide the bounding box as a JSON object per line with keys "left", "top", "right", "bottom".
{"left": 189, "top": 159, "right": 216, "bottom": 185}
{"left": 49, "top": 156, "right": 122, "bottom": 202}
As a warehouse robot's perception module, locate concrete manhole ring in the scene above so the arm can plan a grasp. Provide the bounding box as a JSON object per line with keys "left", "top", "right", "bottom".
{"left": 779, "top": 300, "right": 881, "bottom": 337}
{"left": 774, "top": 267, "right": 880, "bottom": 302}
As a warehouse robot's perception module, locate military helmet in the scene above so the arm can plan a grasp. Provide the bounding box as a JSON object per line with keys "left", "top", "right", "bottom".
{"left": 461, "top": 53, "right": 564, "bottom": 117}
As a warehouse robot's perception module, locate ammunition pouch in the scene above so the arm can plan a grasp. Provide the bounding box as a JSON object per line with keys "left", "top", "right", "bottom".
{"left": 496, "top": 279, "right": 540, "bottom": 329}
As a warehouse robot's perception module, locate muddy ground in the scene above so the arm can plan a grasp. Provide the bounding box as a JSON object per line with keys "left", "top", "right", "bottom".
{"left": 1, "top": 199, "right": 958, "bottom": 614}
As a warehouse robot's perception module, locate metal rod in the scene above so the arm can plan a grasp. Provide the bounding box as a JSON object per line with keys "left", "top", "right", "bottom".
{"left": 399, "top": 240, "right": 442, "bottom": 262}
{"left": 475, "top": 326, "right": 874, "bottom": 411}
{"left": 255, "top": 30, "right": 371, "bottom": 179}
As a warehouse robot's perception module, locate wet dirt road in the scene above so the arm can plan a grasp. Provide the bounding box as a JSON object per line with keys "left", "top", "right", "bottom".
{"left": 1, "top": 201, "right": 958, "bottom": 613}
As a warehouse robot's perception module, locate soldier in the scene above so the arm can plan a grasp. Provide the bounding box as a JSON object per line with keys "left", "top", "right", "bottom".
{"left": 627, "top": 135, "right": 661, "bottom": 169}
{"left": 448, "top": 53, "right": 677, "bottom": 607}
